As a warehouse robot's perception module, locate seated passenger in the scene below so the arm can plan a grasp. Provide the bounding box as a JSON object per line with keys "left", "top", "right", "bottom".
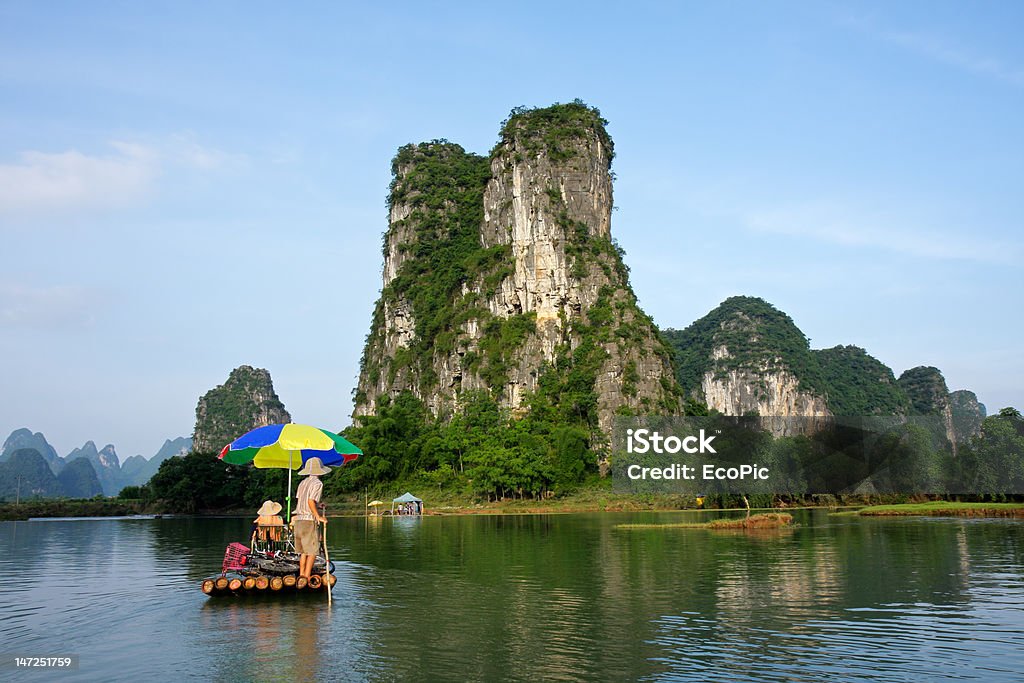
{"left": 254, "top": 500, "right": 285, "bottom": 541}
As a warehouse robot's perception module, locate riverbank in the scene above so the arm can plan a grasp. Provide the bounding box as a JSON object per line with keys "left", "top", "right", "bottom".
{"left": 840, "top": 501, "right": 1024, "bottom": 518}
{"left": 0, "top": 499, "right": 147, "bottom": 521}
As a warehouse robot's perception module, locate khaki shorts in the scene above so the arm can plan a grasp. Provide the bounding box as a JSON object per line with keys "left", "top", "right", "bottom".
{"left": 293, "top": 519, "right": 320, "bottom": 555}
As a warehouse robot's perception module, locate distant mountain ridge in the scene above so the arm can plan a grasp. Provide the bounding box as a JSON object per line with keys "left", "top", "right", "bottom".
{"left": 0, "top": 430, "right": 192, "bottom": 499}
{"left": 120, "top": 437, "right": 192, "bottom": 488}
{"left": 1, "top": 429, "right": 65, "bottom": 473}
{"left": 662, "top": 296, "right": 984, "bottom": 445}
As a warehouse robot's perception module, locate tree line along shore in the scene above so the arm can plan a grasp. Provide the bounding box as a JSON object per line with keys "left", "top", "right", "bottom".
{"left": 3, "top": 491, "right": 1022, "bottom": 522}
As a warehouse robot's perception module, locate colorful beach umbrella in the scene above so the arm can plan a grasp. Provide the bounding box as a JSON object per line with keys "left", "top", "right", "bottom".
{"left": 218, "top": 423, "right": 361, "bottom": 521}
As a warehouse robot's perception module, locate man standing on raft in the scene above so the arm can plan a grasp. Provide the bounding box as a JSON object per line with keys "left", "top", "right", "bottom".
{"left": 294, "top": 457, "right": 330, "bottom": 581}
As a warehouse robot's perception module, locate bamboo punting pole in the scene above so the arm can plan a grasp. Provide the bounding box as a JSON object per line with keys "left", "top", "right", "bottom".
{"left": 243, "top": 577, "right": 256, "bottom": 590}
{"left": 270, "top": 576, "right": 283, "bottom": 591}
{"left": 283, "top": 575, "right": 296, "bottom": 588}
{"left": 255, "top": 576, "right": 269, "bottom": 590}
{"left": 215, "top": 576, "right": 229, "bottom": 591}
{"left": 308, "top": 574, "right": 322, "bottom": 590}
{"left": 202, "top": 579, "right": 215, "bottom": 594}
{"left": 322, "top": 512, "right": 332, "bottom": 606}
{"left": 296, "top": 576, "right": 308, "bottom": 590}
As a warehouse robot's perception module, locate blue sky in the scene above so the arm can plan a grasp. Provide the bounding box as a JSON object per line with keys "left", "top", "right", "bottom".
{"left": 1, "top": 1, "right": 1021, "bottom": 459}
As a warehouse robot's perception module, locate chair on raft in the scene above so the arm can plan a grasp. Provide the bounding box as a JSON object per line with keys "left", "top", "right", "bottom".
{"left": 250, "top": 500, "right": 292, "bottom": 554}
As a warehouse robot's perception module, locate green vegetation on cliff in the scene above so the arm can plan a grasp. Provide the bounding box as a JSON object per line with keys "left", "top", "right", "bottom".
{"left": 355, "top": 101, "right": 681, "bottom": 496}
{"left": 494, "top": 99, "right": 614, "bottom": 165}
{"left": 663, "top": 296, "right": 826, "bottom": 396}
{"left": 814, "top": 345, "right": 910, "bottom": 415}
{"left": 192, "top": 366, "right": 290, "bottom": 453}
{"left": 664, "top": 297, "right": 918, "bottom": 416}
{"left": 359, "top": 141, "right": 499, "bottom": 394}
{"left": 898, "top": 366, "right": 950, "bottom": 415}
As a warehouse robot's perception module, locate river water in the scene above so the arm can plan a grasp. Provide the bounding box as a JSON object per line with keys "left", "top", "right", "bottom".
{"left": 1, "top": 510, "right": 1023, "bottom": 682}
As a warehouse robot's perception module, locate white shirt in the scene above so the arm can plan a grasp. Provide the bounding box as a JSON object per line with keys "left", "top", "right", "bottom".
{"left": 293, "top": 476, "right": 323, "bottom": 521}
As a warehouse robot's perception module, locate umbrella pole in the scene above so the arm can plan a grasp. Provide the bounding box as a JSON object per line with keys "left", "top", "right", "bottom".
{"left": 286, "top": 451, "right": 293, "bottom": 523}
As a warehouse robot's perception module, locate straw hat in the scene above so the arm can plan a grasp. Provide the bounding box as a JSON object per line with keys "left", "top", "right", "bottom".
{"left": 257, "top": 500, "right": 282, "bottom": 516}
{"left": 297, "top": 457, "right": 332, "bottom": 476}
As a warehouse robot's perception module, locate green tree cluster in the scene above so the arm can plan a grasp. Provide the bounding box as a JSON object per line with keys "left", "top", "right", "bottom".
{"left": 142, "top": 451, "right": 287, "bottom": 513}
{"left": 954, "top": 408, "right": 1024, "bottom": 495}
{"left": 331, "top": 390, "right": 596, "bottom": 501}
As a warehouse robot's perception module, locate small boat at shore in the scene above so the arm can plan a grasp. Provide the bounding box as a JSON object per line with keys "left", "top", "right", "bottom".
{"left": 201, "top": 542, "right": 336, "bottom": 597}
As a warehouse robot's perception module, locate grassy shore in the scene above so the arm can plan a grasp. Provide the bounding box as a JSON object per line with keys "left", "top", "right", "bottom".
{"left": 327, "top": 486, "right": 714, "bottom": 516}
{"left": 616, "top": 513, "right": 795, "bottom": 530}
{"left": 845, "top": 501, "right": 1024, "bottom": 518}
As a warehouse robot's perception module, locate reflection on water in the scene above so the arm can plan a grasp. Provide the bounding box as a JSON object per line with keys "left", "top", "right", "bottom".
{"left": 1, "top": 512, "right": 1022, "bottom": 681}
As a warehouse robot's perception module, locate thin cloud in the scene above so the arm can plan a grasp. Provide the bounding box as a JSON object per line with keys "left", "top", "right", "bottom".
{"left": 168, "top": 133, "right": 243, "bottom": 170}
{"left": 0, "top": 283, "right": 104, "bottom": 331}
{"left": 884, "top": 29, "right": 1024, "bottom": 88}
{"left": 0, "top": 136, "right": 239, "bottom": 217}
{"left": 744, "top": 201, "right": 1020, "bottom": 265}
{"left": 0, "top": 143, "right": 157, "bottom": 214}
{"left": 841, "top": 13, "right": 1024, "bottom": 88}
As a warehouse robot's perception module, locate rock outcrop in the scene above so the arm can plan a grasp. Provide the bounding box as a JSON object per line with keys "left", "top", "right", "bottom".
{"left": 949, "top": 390, "right": 987, "bottom": 443}
{"left": 193, "top": 366, "right": 290, "bottom": 453}
{"left": 700, "top": 367, "right": 830, "bottom": 421}
{"left": 663, "top": 297, "right": 830, "bottom": 428}
{"left": 354, "top": 103, "right": 680, "bottom": 451}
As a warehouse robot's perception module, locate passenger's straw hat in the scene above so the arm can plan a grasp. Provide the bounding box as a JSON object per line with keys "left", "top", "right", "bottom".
{"left": 257, "top": 500, "right": 282, "bottom": 516}
{"left": 297, "top": 457, "right": 331, "bottom": 476}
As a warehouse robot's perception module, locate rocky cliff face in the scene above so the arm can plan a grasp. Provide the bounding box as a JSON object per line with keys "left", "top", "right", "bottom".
{"left": 701, "top": 367, "right": 830, "bottom": 421}
{"left": 664, "top": 297, "right": 830, "bottom": 426}
{"left": 354, "top": 103, "right": 679, "bottom": 447}
{"left": 193, "top": 366, "right": 291, "bottom": 453}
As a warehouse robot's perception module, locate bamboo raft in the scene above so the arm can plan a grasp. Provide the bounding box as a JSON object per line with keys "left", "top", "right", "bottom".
{"left": 201, "top": 542, "right": 337, "bottom": 597}
{"left": 201, "top": 571, "right": 337, "bottom": 596}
